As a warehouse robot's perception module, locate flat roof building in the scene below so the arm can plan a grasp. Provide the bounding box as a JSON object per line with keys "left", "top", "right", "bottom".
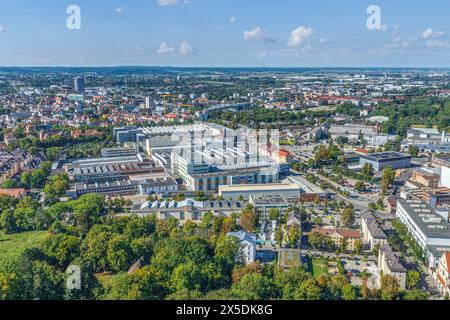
{"left": 219, "top": 182, "right": 301, "bottom": 200}
{"left": 360, "top": 152, "right": 412, "bottom": 172}
{"left": 67, "top": 175, "right": 178, "bottom": 199}
{"left": 396, "top": 198, "right": 450, "bottom": 267}
{"left": 131, "top": 198, "right": 244, "bottom": 223}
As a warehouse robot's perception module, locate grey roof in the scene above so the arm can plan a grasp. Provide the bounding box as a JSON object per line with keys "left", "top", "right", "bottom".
{"left": 380, "top": 244, "right": 407, "bottom": 273}
{"left": 249, "top": 194, "right": 289, "bottom": 207}
{"left": 363, "top": 212, "right": 388, "bottom": 239}
{"left": 133, "top": 198, "right": 244, "bottom": 212}
{"left": 361, "top": 152, "right": 411, "bottom": 162}
{"left": 227, "top": 231, "right": 257, "bottom": 244}
{"left": 397, "top": 199, "right": 450, "bottom": 239}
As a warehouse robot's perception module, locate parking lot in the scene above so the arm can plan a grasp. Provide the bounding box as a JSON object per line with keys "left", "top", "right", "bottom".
{"left": 342, "top": 259, "right": 379, "bottom": 288}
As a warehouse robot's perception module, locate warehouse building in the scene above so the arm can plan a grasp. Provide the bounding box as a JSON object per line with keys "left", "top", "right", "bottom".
{"left": 66, "top": 176, "right": 178, "bottom": 199}
{"left": 131, "top": 198, "right": 244, "bottom": 223}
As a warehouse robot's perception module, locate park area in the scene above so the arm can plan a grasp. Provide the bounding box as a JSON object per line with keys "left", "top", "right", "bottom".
{"left": 306, "top": 257, "right": 329, "bottom": 280}
{"left": 0, "top": 230, "right": 47, "bottom": 269}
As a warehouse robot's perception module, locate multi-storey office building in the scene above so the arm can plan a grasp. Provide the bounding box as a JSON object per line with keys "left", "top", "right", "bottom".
{"left": 396, "top": 199, "right": 450, "bottom": 267}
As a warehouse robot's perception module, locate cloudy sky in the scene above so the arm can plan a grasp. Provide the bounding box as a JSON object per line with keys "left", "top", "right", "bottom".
{"left": 1, "top": 0, "right": 450, "bottom": 67}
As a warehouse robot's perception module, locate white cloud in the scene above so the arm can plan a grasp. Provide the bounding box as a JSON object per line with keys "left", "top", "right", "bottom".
{"left": 156, "top": 0, "right": 191, "bottom": 6}
{"left": 157, "top": 42, "right": 176, "bottom": 54}
{"left": 179, "top": 42, "right": 193, "bottom": 55}
{"left": 244, "top": 27, "right": 275, "bottom": 42}
{"left": 0, "top": 26, "right": 8, "bottom": 32}
{"left": 422, "top": 27, "right": 444, "bottom": 39}
{"left": 426, "top": 39, "right": 450, "bottom": 48}
{"left": 115, "top": 8, "right": 123, "bottom": 14}
{"left": 230, "top": 16, "right": 236, "bottom": 23}
{"left": 384, "top": 36, "right": 418, "bottom": 49}
{"left": 287, "top": 26, "right": 314, "bottom": 47}
{"left": 157, "top": 0, "right": 178, "bottom": 6}
{"left": 319, "top": 38, "right": 326, "bottom": 43}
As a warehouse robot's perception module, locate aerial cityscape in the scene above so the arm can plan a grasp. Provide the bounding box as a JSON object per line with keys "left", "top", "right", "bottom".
{"left": 0, "top": 0, "right": 449, "bottom": 306}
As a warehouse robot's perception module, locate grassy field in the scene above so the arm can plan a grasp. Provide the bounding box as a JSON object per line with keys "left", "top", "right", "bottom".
{"left": 306, "top": 257, "right": 329, "bottom": 280}
{"left": 0, "top": 230, "right": 48, "bottom": 270}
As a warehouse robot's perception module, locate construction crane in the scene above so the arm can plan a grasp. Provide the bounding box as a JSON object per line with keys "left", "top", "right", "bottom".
{"left": 162, "top": 94, "right": 176, "bottom": 115}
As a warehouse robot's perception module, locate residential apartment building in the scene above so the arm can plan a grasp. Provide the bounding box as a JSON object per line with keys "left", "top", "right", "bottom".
{"left": 432, "top": 154, "right": 450, "bottom": 169}
{"left": 410, "top": 167, "right": 441, "bottom": 188}
{"left": 378, "top": 244, "right": 407, "bottom": 290}
{"left": 434, "top": 252, "right": 450, "bottom": 298}
{"left": 311, "top": 227, "right": 362, "bottom": 251}
{"left": 361, "top": 212, "right": 389, "bottom": 251}
{"left": 227, "top": 231, "right": 257, "bottom": 265}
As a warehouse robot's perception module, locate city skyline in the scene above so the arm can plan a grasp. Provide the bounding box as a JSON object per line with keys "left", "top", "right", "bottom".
{"left": 2, "top": 0, "right": 450, "bottom": 67}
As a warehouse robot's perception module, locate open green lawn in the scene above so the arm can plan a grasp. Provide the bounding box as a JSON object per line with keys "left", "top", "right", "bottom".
{"left": 0, "top": 230, "right": 48, "bottom": 270}
{"left": 307, "top": 257, "right": 329, "bottom": 280}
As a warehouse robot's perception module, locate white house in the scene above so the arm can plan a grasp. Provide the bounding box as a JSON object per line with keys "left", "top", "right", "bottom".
{"left": 227, "top": 231, "right": 257, "bottom": 265}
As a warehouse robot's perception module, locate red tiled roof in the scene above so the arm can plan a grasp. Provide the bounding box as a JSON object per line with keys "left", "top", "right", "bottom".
{"left": 0, "top": 189, "right": 26, "bottom": 198}
{"left": 355, "top": 148, "right": 369, "bottom": 154}
{"left": 278, "top": 149, "right": 291, "bottom": 157}
{"left": 337, "top": 229, "right": 361, "bottom": 239}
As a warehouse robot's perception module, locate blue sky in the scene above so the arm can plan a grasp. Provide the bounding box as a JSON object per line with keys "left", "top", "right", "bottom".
{"left": 1, "top": 0, "right": 450, "bottom": 67}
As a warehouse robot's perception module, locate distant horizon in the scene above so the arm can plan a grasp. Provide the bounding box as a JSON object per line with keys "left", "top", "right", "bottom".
{"left": 2, "top": 1, "right": 450, "bottom": 67}
{"left": 0, "top": 65, "right": 449, "bottom": 70}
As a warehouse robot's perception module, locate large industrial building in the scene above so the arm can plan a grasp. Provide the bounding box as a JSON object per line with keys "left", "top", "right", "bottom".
{"left": 219, "top": 182, "right": 301, "bottom": 200}
{"left": 101, "top": 145, "right": 138, "bottom": 158}
{"left": 173, "top": 153, "right": 279, "bottom": 192}
{"left": 360, "top": 152, "right": 412, "bottom": 172}
{"left": 67, "top": 175, "right": 178, "bottom": 199}
{"left": 68, "top": 153, "right": 164, "bottom": 183}
{"left": 131, "top": 198, "right": 244, "bottom": 223}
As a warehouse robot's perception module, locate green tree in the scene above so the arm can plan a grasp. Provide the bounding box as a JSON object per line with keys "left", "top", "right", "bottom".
{"left": 340, "top": 206, "right": 355, "bottom": 227}
{"left": 42, "top": 233, "right": 81, "bottom": 269}
{"left": 361, "top": 163, "right": 374, "bottom": 178}
{"left": 232, "top": 273, "right": 279, "bottom": 300}
{"left": 239, "top": 208, "right": 257, "bottom": 232}
{"left": 381, "top": 166, "right": 395, "bottom": 194}
{"left": 402, "top": 289, "right": 429, "bottom": 300}
{"left": 354, "top": 181, "right": 365, "bottom": 192}
{"left": 107, "top": 234, "right": 133, "bottom": 273}
{"left": 268, "top": 208, "right": 280, "bottom": 221}
{"left": 354, "top": 239, "right": 363, "bottom": 255}
{"left": 380, "top": 274, "right": 400, "bottom": 300}
{"left": 102, "top": 267, "right": 162, "bottom": 300}
{"left": 342, "top": 283, "right": 357, "bottom": 300}
{"left": 406, "top": 270, "right": 420, "bottom": 289}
